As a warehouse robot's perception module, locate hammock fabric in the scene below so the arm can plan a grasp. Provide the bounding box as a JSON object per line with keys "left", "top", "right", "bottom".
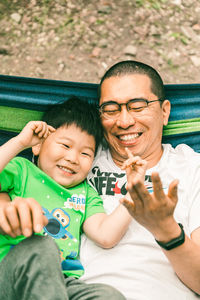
{"left": 0, "top": 74, "right": 200, "bottom": 159}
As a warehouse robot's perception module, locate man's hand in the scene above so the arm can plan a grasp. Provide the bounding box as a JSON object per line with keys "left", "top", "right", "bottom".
{"left": 121, "top": 147, "right": 147, "bottom": 184}
{"left": 17, "top": 121, "right": 55, "bottom": 149}
{"left": 120, "top": 172, "right": 179, "bottom": 237}
{"left": 0, "top": 197, "right": 48, "bottom": 238}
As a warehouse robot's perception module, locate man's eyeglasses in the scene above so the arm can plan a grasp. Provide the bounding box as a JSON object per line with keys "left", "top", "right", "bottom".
{"left": 99, "top": 98, "right": 163, "bottom": 120}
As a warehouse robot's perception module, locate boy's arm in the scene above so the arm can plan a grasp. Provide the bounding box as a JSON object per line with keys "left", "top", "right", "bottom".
{"left": 83, "top": 148, "right": 147, "bottom": 248}
{"left": 0, "top": 121, "right": 55, "bottom": 173}
{"left": 83, "top": 204, "right": 132, "bottom": 248}
{"left": 0, "top": 121, "right": 54, "bottom": 237}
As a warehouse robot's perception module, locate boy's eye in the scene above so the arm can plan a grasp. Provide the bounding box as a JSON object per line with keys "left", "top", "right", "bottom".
{"left": 81, "top": 152, "right": 91, "bottom": 157}
{"left": 63, "top": 144, "right": 70, "bottom": 148}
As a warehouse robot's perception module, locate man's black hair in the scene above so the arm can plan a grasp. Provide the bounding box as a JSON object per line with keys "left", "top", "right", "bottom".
{"left": 98, "top": 60, "right": 165, "bottom": 102}
{"left": 42, "top": 96, "right": 103, "bottom": 154}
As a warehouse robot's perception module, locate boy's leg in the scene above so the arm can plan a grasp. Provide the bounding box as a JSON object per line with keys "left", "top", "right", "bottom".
{"left": 0, "top": 235, "right": 68, "bottom": 300}
{"left": 65, "top": 277, "right": 126, "bottom": 300}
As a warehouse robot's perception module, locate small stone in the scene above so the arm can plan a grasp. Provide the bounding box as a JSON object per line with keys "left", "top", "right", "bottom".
{"left": 99, "top": 39, "right": 107, "bottom": 48}
{"left": 171, "top": 0, "right": 182, "bottom": 5}
{"left": 91, "top": 47, "right": 101, "bottom": 57}
{"left": 123, "top": 45, "right": 137, "bottom": 56}
{"left": 11, "top": 13, "right": 21, "bottom": 23}
{"left": 35, "top": 56, "right": 45, "bottom": 63}
{"left": 190, "top": 55, "right": 200, "bottom": 67}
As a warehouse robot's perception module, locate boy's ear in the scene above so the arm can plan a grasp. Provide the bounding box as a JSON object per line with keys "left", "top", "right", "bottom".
{"left": 32, "top": 143, "right": 42, "bottom": 156}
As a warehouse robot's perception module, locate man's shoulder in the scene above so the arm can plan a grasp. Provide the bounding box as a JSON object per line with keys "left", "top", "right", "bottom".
{"left": 163, "top": 143, "right": 200, "bottom": 166}
{"left": 163, "top": 143, "right": 199, "bottom": 156}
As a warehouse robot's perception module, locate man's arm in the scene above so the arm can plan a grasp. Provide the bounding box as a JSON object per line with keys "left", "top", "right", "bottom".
{"left": 121, "top": 172, "right": 200, "bottom": 295}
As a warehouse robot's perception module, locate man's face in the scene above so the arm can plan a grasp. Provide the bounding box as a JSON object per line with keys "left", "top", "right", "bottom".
{"left": 99, "top": 74, "right": 170, "bottom": 168}
{"left": 32, "top": 124, "right": 95, "bottom": 188}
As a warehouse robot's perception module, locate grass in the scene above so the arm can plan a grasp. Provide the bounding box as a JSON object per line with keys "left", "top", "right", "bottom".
{"left": 136, "top": 0, "right": 167, "bottom": 9}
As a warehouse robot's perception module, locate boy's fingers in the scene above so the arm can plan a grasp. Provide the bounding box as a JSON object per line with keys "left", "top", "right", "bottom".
{"left": 16, "top": 200, "right": 34, "bottom": 237}
{"left": 48, "top": 125, "right": 56, "bottom": 132}
{"left": 26, "top": 198, "right": 46, "bottom": 233}
{"left": 13, "top": 197, "right": 44, "bottom": 236}
{"left": 0, "top": 207, "right": 17, "bottom": 237}
{"left": 3, "top": 204, "right": 22, "bottom": 236}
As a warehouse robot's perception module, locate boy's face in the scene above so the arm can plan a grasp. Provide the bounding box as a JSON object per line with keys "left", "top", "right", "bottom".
{"left": 32, "top": 124, "right": 95, "bottom": 188}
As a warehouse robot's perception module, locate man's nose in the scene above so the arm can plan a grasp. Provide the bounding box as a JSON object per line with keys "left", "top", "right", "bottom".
{"left": 116, "top": 107, "right": 136, "bottom": 128}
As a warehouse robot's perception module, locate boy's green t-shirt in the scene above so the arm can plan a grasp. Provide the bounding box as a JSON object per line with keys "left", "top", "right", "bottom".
{"left": 0, "top": 157, "right": 105, "bottom": 278}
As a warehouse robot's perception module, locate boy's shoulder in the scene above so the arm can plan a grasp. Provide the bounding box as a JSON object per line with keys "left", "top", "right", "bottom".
{"left": 9, "top": 156, "right": 36, "bottom": 169}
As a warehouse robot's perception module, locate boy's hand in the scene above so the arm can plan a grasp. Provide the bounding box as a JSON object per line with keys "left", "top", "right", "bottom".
{"left": 121, "top": 147, "right": 147, "bottom": 186}
{"left": 17, "top": 121, "right": 55, "bottom": 149}
{"left": 0, "top": 197, "right": 48, "bottom": 238}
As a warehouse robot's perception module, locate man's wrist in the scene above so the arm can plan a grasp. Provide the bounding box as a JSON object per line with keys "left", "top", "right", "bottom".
{"left": 155, "top": 223, "right": 185, "bottom": 250}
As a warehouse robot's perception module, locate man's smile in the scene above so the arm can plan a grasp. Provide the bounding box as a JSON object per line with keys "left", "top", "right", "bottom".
{"left": 117, "top": 133, "right": 142, "bottom": 142}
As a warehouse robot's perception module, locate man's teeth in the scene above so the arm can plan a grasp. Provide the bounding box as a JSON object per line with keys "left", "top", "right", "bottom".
{"left": 59, "top": 166, "right": 74, "bottom": 173}
{"left": 119, "top": 133, "right": 140, "bottom": 141}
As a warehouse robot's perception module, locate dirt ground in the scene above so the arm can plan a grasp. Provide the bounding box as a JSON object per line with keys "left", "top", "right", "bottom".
{"left": 0, "top": 0, "right": 200, "bottom": 85}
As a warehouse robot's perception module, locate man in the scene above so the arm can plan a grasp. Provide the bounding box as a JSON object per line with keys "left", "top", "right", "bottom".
{"left": 80, "top": 60, "right": 200, "bottom": 299}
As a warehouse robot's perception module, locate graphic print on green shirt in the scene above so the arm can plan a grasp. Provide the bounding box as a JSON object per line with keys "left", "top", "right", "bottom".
{"left": 0, "top": 157, "right": 105, "bottom": 278}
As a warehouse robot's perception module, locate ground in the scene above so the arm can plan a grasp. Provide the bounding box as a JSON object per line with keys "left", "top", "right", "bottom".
{"left": 0, "top": 0, "right": 200, "bottom": 85}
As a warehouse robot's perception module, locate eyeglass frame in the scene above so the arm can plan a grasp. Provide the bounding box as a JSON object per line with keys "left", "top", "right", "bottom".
{"left": 99, "top": 98, "right": 164, "bottom": 119}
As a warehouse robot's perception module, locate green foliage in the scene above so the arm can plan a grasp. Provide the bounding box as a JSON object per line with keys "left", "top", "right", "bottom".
{"left": 96, "top": 19, "right": 105, "bottom": 25}
{"left": 171, "top": 32, "right": 188, "bottom": 45}
{"left": 136, "top": 0, "right": 167, "bottom": 9}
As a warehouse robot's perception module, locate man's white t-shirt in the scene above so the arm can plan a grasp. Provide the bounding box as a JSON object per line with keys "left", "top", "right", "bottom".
{"left": 80, "top": 144, "right": 200, "bottom": 300}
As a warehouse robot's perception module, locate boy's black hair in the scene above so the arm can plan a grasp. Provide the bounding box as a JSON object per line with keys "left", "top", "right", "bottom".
{"left": 42, "top": 96, "right": 103, "bottom": 154}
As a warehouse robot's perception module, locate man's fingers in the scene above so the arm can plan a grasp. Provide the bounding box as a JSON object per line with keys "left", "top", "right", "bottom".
{"left": 151, "top": 172, "right": 166, "bottom": 201}
{"left": 120, "top": 197, "right": 135, "bottom": 216}
{"left": 168, "top": 179, "right": 179, "bottom": 204}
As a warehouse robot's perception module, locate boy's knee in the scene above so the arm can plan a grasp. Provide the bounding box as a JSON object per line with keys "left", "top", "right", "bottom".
{"left": 11, "top": 235, "right": 60, "bottom": 264}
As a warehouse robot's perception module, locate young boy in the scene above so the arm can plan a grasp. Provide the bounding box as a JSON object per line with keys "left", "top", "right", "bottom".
{"left": 0, "top": 97, "right": 146, "bottom": 300}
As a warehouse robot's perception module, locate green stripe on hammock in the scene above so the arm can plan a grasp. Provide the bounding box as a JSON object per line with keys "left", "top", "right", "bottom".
{"left": 1, "top": 105, "right": 200, "bottom": 136}
{"left": 0, "top": 106, "right": 43, "bottom": 133}
{"left": 163, "top": 118, "right": 200, "bottom": 135}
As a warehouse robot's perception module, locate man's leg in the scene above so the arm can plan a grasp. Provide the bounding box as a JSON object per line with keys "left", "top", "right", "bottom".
{"left": 65, "top": 277, "right": 126, "bottom": 300}
{"left": 0, "top": 235, "right": 68, "bottom": 300}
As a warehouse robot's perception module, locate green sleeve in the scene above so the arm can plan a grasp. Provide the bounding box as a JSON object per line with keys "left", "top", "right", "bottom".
{"left": 84, "top": 183, "right": 105, "bottom": 221}
{"left": 0, "top": 157, "right": 25, "bottom": 197}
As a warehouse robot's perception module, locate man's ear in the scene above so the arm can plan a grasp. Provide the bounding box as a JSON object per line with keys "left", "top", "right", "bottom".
{"left": 32, "top": 143, "right": 42, "bottom": 156}
{"left": 162, "top": 100, "right": 171, "bottom": 126}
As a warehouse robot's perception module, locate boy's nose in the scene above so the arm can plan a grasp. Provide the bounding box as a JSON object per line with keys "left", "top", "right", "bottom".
{"left": 65, "top": 150, "right": 79, "bottom": 164}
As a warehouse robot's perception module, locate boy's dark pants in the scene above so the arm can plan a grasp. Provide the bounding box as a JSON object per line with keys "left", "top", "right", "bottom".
{"left": 0, "top": 235, "right": 125, "bottom": 300}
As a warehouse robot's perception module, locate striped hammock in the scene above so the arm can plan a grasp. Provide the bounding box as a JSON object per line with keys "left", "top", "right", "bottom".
{"left": 0, "top": 74, "right": 200, "bottom": 159}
